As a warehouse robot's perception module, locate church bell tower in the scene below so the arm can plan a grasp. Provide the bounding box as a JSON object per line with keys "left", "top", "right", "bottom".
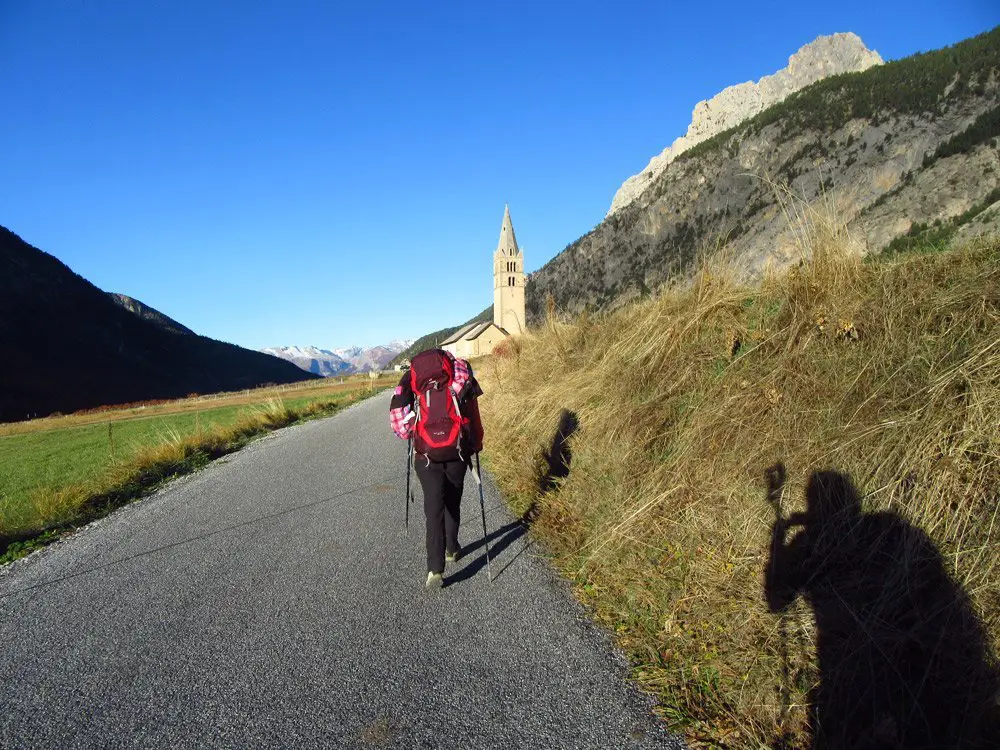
{"left": 493, "top": 205, "right": 525, "bottom": 334}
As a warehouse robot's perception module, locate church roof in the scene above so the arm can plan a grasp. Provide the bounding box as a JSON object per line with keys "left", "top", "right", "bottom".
{"left": 495, "top": 204, "right": 520, "bottom": 257}
{"left": 439, "top": 323, "right": 479, "bottom": 346}
{"left": 440, "top": 321, "right": 509, "bottom": 346}
{"left": 465, "top": 322, "right": 508, "bottom": 341}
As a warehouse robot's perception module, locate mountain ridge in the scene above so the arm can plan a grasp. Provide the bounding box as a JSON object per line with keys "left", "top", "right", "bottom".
{"left": 608, "top": 31, "right": 884, "bottom": 216}
{"left": 107, "top": 292, "right": 195, "bottom": 336}
{"left": 263, "top": 340, "right": 414, "bottom": 375}
{"left": 524, "top": 26, "right": 1000, "bottom": 324}
{"left": 0, "top": 226, "right": 317, "bottom": 422}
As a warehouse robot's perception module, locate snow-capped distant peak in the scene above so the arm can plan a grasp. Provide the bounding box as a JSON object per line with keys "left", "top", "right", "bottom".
{"left": 262, "top": 345, "right": 336, "bottom": 359}
{"left": 261, "top": 339, "right": 414, "bottom": 377}
{"left": 332, "top": 346, "right": 363, "bottom": 359}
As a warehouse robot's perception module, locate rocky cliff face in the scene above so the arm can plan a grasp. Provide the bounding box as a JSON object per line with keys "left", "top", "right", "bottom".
{"left": 608, "top": 33, "right": 883, "bottom": 217}
{"left": 527, "top": 27, "right": 1000, "bottom": 324}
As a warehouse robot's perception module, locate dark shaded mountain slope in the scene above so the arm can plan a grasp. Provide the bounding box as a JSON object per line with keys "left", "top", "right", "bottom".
{"left": 107, "top": 292, "right": 195, "bottom": 336}
{"left": 0, "top": 226, "right": 317, "bottom": 422}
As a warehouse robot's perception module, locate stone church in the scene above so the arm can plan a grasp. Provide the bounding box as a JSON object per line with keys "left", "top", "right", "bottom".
{"left": 441, "top": 205, "right": 525, "bottom": 359}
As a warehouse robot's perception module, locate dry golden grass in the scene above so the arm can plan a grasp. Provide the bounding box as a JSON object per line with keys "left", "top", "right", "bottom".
{"left": 478, "top": 216, "right": 1000, "bottom": 747}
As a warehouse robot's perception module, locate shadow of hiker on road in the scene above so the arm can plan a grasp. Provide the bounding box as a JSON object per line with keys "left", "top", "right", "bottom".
{"left": 444, "top": 514, "right": 532, "bottom": 586}
{"left": 764, "top": 463, "right": 1000, "bottom": 749}
{"left": 445, "top": 409, "right": 579, "bottom": 587}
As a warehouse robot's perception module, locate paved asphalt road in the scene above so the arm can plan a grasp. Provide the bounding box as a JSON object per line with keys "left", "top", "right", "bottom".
{"left": 1, "top": 392, "right": 684, "bottom": 749}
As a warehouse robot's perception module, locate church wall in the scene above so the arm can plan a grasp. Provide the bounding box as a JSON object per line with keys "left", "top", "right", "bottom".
{"left": 493, "top": 272, "right": 525, "bottom": 334}
{"left": 476, "top": 326, "right": 508, "bottom": 355}
{"left": 495, "top": 283, "right": 525, "bottom": 335}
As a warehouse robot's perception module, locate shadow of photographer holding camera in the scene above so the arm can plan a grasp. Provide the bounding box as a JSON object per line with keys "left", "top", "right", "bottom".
{"left": 764, "top": 463, "right": 999, "bottom": 749}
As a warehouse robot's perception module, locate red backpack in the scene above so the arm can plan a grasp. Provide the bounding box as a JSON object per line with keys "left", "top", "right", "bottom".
{"left": 409, "top": 349, "right": 469, "bottom": 462}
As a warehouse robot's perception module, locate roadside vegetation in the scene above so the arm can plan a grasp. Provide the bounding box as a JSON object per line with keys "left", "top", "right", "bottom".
{"left": 0, "top": 374, "right": 395, "bottom": 563}
{"left": 477, "top": 214, "right": 999, "bottom": 747}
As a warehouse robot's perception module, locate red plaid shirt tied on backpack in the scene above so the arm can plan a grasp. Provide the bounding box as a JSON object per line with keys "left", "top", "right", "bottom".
{"left": 389, "top": 389, "right": 416, "bottom": 439}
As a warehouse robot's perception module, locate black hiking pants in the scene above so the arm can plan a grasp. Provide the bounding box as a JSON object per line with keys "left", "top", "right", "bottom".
{"left": 414, "top": 457, "right": 467, "bottom": 574}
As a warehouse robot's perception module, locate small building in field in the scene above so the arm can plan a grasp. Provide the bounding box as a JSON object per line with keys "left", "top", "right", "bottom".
{"left": 440, "top": 321, "right": 509, "bottom": 359}
{"left": 441, "top": 205, "right": 525, "bottom": 358}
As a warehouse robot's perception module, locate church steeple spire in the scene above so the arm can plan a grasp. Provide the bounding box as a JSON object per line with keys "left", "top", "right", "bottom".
{"left": 493, "top": 204, "right": 525, "bottom": 334}
{"left": 496, "top": 204, "right": 520, "bottom": 257}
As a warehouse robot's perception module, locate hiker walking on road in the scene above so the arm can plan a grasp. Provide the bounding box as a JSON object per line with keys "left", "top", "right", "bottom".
{"left": 389, "top": 348, "right": 484, "bottom": 589}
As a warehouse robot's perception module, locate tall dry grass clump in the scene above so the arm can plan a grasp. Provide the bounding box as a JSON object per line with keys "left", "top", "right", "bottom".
{"left": 478, "top": 218, "right": 1000, "bottom": 747}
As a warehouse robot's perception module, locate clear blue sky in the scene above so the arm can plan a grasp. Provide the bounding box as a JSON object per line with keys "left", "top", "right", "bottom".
{"left": 2, "top": 1, "right": 997, "bottom": 350}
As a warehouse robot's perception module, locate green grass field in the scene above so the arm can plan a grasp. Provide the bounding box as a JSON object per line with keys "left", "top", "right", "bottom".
{"left": 1, "top": 405, "right": 256, "bottom": 505}
{"left": 0, "top": 374, "right": 396, "bottom": 559}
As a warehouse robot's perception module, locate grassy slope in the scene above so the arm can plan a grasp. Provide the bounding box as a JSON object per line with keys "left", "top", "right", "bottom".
{"left": 478, "top": 222, "right": 1000, "bottom": 747}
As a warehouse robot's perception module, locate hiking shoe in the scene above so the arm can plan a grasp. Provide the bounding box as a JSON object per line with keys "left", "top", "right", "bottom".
{"left": 425, "top": 571, "right": 444, "bottom": 590}
{"left": 445, "top": 547, "right": 462, "bottom": 564}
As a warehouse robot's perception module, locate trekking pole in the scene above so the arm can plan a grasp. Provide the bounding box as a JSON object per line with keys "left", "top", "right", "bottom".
{"left": 474, "top": 452, "right": 493, "bottom": 582}
{"left": 764, "top": 463, "right": 793, "bottom": 739}
{"left": 405, "top": 436, "right": 413, "bottom": 532}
